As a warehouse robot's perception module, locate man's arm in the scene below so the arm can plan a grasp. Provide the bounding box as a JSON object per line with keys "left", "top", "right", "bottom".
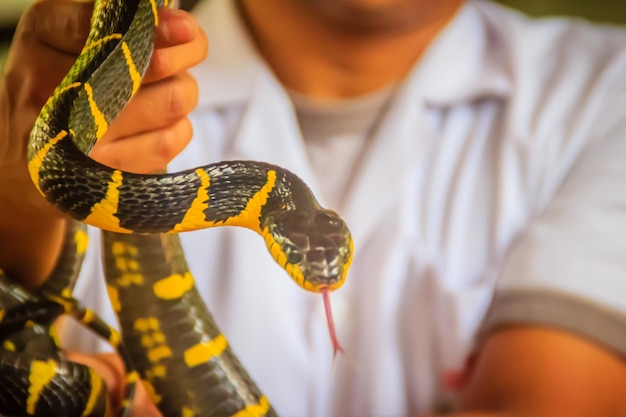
{"left": 420, "top": 326, "right": 626, "bottom": 417}
{"left": 451, "top": 326, "right": 626, "bottom": 416}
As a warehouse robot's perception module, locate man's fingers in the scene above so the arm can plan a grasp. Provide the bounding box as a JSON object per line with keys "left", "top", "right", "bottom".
{"left": 4, "top": 0, "right": 204, "bottom": 174}
{"left": 25, "top": 2, "right": 205, "bottom": 61}
{"left": 144, "top": 9, "right": 208, "bottom": 83}
{"left": 20, "top": 3, "right": 207, "bottom": 85}
{"left": 101, "top": 71, "right": 198, "bottom": 141}
{"left": 90, "top": 117, "right": 193, "bottom": 173}
{"left": 3, "top": 43, "right": 77, "bottom": 115}
{"left": 65, "top": 351, "right": 125, "bottom": 408}
{"left": 28, "top": 0, "right": 92, "bottom": 55}
{"left": 154, "top": 7, "right": 197, "bottom": 47}
{"left": 65, "top": 351, "right": 163, "bottom": 417}
{"left": 0, "top": 0, "right": 91, "bottom": 164}
{"left": 131, "top": 377, "right": 164, "bottom": 417}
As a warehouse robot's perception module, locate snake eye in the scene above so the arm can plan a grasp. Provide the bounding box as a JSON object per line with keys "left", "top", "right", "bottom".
{"left": 286, "top": 249, "right": 303, "bottom": 265}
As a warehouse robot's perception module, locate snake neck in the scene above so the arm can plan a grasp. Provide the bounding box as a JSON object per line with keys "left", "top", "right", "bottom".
{"left": 29, "top": 131, "right": 318, "bottom": 236}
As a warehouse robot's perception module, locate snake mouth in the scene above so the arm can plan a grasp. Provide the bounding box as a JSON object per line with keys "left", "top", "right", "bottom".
{"left": 302, "top": 264, "right": 346, "bottom": 292}
{"left": 301, "top": 246, "right": 351, "bottom": 291}
{"left": 303, "top": 280, "right": 343, "bottom": 293}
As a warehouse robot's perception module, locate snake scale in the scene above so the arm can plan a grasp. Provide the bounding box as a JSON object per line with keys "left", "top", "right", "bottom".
{"left": 0, "top": 0, "right": 354, "bottom": 416}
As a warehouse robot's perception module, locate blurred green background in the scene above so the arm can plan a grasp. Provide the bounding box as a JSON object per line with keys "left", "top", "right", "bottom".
{"left": 498, "top": 0, "right": 626, "bottom": 23}
{"left": 1, "top": 0, "right": 626, "bottom": 64}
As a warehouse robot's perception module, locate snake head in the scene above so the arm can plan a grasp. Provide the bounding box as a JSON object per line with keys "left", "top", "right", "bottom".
{"left": 262, "top": 208, "right": 353, "bottom": 293}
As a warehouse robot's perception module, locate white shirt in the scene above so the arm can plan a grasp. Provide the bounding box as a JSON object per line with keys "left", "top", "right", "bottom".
{"left": 63, "top": 1, "right": 626, "bottom": 416}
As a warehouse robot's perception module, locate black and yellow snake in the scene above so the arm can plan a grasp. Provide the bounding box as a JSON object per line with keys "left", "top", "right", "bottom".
{"left": 0, "top": 0, "right": 354, "bottom": 416}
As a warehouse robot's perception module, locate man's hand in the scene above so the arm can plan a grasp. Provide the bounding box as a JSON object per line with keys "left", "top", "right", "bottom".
{"left": 90, "top": 4, "right": 206, "bottom": 173}
{"left": 66, "top": 351, "right": 163, "bottom": 417}
{"left": 0, "top": 0, "right": 207, "bottom": 287}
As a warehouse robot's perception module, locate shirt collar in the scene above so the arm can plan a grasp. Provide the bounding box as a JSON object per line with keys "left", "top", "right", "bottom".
{"left": 191, "top": 0, "right": 512, "bottom": 108}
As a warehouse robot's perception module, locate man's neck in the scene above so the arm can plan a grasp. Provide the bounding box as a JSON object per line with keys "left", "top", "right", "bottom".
{"left": 239, "top": 0, "right": 463, "bottom": 99}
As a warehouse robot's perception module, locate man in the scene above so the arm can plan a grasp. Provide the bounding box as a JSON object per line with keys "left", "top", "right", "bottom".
{"left": 2, "top": 0, "right": 626, "bottom": 416}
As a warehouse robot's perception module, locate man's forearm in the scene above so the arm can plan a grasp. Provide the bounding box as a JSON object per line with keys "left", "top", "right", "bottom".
{"left": 0, "top": 174, "right": 65, "bottom": 289}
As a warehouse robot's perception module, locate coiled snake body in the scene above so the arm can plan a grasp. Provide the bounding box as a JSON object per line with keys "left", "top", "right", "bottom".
{"left": 0, "top": 0, "right": 353, "bottom": 416}
{"left": 0, "top": 222, "right": 139, "bottom": 417}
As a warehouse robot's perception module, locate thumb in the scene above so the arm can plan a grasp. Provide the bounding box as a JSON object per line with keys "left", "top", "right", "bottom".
{"left": 1, "top": 0, "right": 94, "bottom": 162}
{"left": 23, "top": 0, "right": 93, "bottom": 55}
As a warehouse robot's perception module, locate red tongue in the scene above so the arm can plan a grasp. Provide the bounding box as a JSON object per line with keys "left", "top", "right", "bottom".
{"left": 321, "top": 287, "right": 344, "bottom": 358}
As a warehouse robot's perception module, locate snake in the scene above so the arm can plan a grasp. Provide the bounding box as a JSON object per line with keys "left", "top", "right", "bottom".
{"left": 0, "top": 221, "right": 138, "bottom": 417}
{"left": 16, "top": 0, "right": 354, "bottom": 416}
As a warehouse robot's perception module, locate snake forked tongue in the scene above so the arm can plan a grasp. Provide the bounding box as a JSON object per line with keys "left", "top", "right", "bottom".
{"left": 321, "top": 287, "right": 344, "bottom": 358}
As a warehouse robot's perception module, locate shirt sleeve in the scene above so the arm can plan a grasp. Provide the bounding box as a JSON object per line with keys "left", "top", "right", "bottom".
{"left": 480, "top": 58, "right": 626, "bottom": 355}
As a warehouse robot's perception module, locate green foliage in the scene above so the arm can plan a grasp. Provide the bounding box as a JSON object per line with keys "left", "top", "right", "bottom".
{"left": 496, "top": 0, "right": 626, "bottom": 25}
